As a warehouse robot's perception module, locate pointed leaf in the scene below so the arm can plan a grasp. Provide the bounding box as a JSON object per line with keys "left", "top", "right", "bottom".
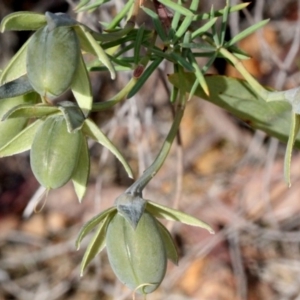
{"left": 141, "top": 7, "right": 168, "bottom": 43}
{"left": 0, "top": 37, "right": 31, "bottom": 84}
{"left": 168, "top": 73, "right": 300, "bottom": 148}
{"left": 75, "top": 0, "right": 90, "bottom": 11}
{"left": 71, "top": 53, "right": 92, "bottom": 117}
{"left": 72, "top": 135, "right": 90, "bottom": 202}
{"left": 187, "top": 51, "right": 209, "bottom": 96}
{"left": 0, "top": 76, "right": 34, "bottom": 99}
{"left": 76, "top": 25, "right": 116, "bottom": 79}
{"left": 76, "top": 206, "right": 116, "bottom": 249}
{"left": 0, "top": 117, "right": 27, "bottom": 149}
{"left": 195, "top": 2, "right": 250, "bottom": 21}
{"left": 3, "top": 104, "right": 59, "bottom": 120}
{"left": 146, "top": 201, "right": 214, "bottom": 234}
{"left": 0, "top": 12, "right": 46, "bottom": 32}
{"left": 284, "top": 113, "right": 300, "bottom": 186}
{"left": 105, "top": 0, "right": 135, "bottom": 30}
{"left": 80, "top": 212, "right": 115, "bottom": 275}
{"left": 226, "top": 19, "right": 270, "bottom": 47}
{"left": 157, "top": 221, "right": 178, "bottom": 265}
{"left": 173, "top": 0, "right": 202, "bottom": 43}
{"left": 157, "top": 0, "right": 194, "bottom": 17}
{"left": 169, "top": 0, "right": 182, "bottom": 38}
{"left": 134, "top": 25, "right": 145, "bottom": 65}
{"left": 82, "top": 119, "right": 133, "bottom": 178}
{"left": 0, "top": 119, "right": 43, "bottom": 157}
{"left": 191, "top": 17, "right": 218, "bottom": 39}
{"left": 169, "top": 52, "right": 194, "bottom": 71}
{"left": 58, "top": 101, "right": 86, "bottom": 132}
{"left": 127, "top": 57, "right": 163, "bottom": 98}
{"left": 76, "top": 0, "right": 109, "bottom": 12}
{"left": 0, "top": 94, "right": 35, "bottom": 148}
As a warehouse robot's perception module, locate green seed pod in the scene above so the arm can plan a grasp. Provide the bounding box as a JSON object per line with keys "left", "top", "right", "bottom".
{"left": 106, "top": 212, "right": 167, "bottom": 294}
{"left": 26, "top": 25, "right": 80, "bottom": 99}
{"left": 30, "top": 115, "right": 82, "bottom": 189}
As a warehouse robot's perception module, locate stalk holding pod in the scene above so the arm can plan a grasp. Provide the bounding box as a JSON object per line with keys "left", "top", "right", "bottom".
{"left": 30, "top": 115, "right": 82, "bottom": 189}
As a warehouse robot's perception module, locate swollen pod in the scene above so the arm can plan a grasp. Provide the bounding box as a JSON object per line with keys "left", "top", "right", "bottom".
{"left": 106, "top": 212, "right": 167, "bottom": 294}
{"left": 26, "top": 25, "right": 80, "bottom": 99}
{"left": 30, "top": 115, "right": 82, "bottom": 189}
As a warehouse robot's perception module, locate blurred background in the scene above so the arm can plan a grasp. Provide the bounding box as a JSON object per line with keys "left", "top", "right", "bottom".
{"left": 1, "top": 0, "right": 300, "bottom": 299}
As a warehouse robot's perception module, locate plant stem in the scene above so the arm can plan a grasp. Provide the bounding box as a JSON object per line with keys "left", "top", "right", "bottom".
{"left": 126, "top": 104, "right": 185, "bottom": 195}
{"left": 91, "top": 77, "right": 138, "bottom": 111}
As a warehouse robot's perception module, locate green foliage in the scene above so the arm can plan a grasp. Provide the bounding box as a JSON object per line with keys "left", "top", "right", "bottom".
{"left": 1, "top": 0, "right": 299, "bottom": 296}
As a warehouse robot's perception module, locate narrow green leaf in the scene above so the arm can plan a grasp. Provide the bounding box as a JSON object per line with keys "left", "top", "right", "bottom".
{"left": 76, "top": 25, "right": 116, "bottom": 79}
{"left": 170, "top": 64, "right": 179, "bottom": 103}
{"left": 220, "top": 3, "right": 230, "bottom": 45}
{"left": 0, "top": 119, "right": 43, "bottom": 157}
{"left": 210, "top": 6, "right": 220, "bottom": 46}
{"left": 227, "top": 45, "right": 251, "bottom": 60}
{"left": 187, "top": 51, "right": 209, "bottom": 97}
{"left": 146, "top": 201, "right": 214, "bottom": 233}
{"left": 2, "top": 104, "right": 59, "bottom": 120}
{"left": 0, "top": 76, "right": 34, "bottom": 99}
{"left": 194, "top": 2, "right": 250, "bottom": 21}
{"left": 284, "top": 113, "right": 300, "bottom": 186}
{"left": 134, "top": 25, "right": 145, "bottom": 65}
{"left": 226, "top": 19, "right": 270, "bottom": 47}
{"left": 58, "top": 101, "right": 86, "bottom": 132}
{"left": 191, "top": 17, "right": 218, "bottom": 40}
{"left": 94, "top": 24, "right": 136, "bottom": 43}
{"left": 83, "top": 119, "right": 133, "bottom": 178}
{"left": 0, "top": 118, "right": 28, "bottom": 149}
{"left": 0, "top": 12, "right": 46, "bottom": 32}
{"left": 180, "top": 43, "right": 216, "bottom": 51}
{"left": 72, "top": 135, "right": 90, "bottom": 202}
{"left": 0, "top": 94, "right": 37, "bottom": 148}
{"left": 171, "top": 85, "right": 179, "bottom": 103}
{"left": 181, "top": 30, "right": 191, "bottom": 60}
{"left": 76, "top": 207, "right": 116, "bottom": 249}
{"left": 71, "top": 53, "right": 92, "bottom": 117}
{"left": 106, "top": 0, "right": 135, "bottom": 30}
{"left": 173, "top": 17, "right": 193, "bottom": 44}
{"left": 75, "top": 24, "right": 116, "bottom": 44}
{"left": 157, "top": 0, "right": 194, "bottom": 17}
{"left": 76, "top": 0, "right": 109, "bottom": 12}
{"left": 172, "top": 0, "right": 198, "bottom": 43}
{"left": 169, "top": 0, "right": 182, "bottom": 39}
{"left": 157, "top": 221, "right": 178, "bottom": 265}
{"left": 0, "top": 37, "right": 31, "bottom": 84}
{"left": 75, "top": 0, "right": 90, "bottom": 11}
{"left": 80, "top": 212, "right": 115, "bottom": 275}
{"left": 169, "top": 52, "right": 194, "bottom": 71}
{"left": 127, "top": 57, "right": 163, "bottom": 98}
{"left": 141, "top": 7, "right": 168, "bottom": 43}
